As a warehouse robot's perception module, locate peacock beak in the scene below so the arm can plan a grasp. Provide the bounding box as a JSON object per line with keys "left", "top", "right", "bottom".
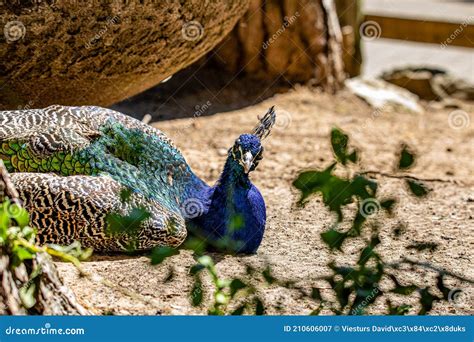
{"left": 242, "top": 151, "right": 253, "bottom": 174}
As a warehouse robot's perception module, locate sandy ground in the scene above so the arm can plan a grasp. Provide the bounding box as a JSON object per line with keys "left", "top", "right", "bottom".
{"left": 56, "top": 86, "right": 473, "bottom": 315}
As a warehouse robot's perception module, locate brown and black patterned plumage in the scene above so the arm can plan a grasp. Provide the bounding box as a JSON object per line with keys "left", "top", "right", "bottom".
{"left": 0, "top": 105, "right": 197, "bottom": 251}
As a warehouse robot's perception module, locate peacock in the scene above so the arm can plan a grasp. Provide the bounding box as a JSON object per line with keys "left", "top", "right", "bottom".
{"left": 0, "top": 105, "right": 276, "bottom": 253}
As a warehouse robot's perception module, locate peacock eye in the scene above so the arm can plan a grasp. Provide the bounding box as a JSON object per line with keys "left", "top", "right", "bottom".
{"left": 232, "top": 144, "right": 241, "bottom": 159}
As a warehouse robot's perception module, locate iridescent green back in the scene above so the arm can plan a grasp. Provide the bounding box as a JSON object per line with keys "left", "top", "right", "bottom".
{"left": 0, "top": 105, "right": 200, "bottom": 213}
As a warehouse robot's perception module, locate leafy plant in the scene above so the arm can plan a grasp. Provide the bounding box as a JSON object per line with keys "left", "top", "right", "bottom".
{"left": 122, "top": 128, "right": 472, "bottom": 316}
{"left": 292, "top": 127, "right": 471, "bottom": 315}
{"left": 0, "top": 199, "right": 92, "bottom": 309}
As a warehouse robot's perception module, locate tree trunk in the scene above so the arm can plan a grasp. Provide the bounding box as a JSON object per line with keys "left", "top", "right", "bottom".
{"left": 335, "top": 0, "right": 363, "bottom": 77}
{"left": 0, "top": 161, "right": 89, "bottom": 315}
{"left": 0, "top": 1, "right": 249, "bottom": 109}
{"left": 210, "top": 0, "right": 345, "bottom": 92}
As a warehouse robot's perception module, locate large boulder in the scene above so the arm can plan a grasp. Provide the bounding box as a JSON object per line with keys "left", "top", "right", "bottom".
{"left": 0, "top": 1, "right": 249, "bottom": 109}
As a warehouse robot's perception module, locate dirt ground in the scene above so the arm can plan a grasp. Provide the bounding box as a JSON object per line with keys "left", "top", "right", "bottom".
{"left": 55, "top": 86, "right": 473, "bottom": 315}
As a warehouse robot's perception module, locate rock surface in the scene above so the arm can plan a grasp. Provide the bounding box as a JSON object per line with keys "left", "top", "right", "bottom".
{"left": 0, "top": 1, "right": 249, "bottom": 109}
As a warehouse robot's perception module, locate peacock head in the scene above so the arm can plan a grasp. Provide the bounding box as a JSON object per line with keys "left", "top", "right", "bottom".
{"left": 229, "top": 106, "right": 276, "bottom": 174}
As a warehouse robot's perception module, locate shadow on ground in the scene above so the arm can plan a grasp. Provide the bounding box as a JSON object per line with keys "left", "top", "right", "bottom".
{"left": 112, "top": 63, "right": 291, "bottom": 121}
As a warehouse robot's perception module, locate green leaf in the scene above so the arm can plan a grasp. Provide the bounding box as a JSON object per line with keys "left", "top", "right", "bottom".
{"left": 311, "top": 287, "right": 322, "bottom": 301}
{"left": 255, "top": 297, "right": 265, "bottom": 315}
{"left": 418, "top": 287, "right": 440, "bottom": 315}
{"left": 358, "top": 236, "right": 380, "bottom": 266}
{"left": 436, "top": 274, "right": 451, "bottom": 300}
{"left": 10, "top": 204, "right": 30, "bottom": 228}
{"left": 149, "top": 246, "right": 179, "bottom": 265}
{"left": 229, "top": 279, "right": 247, "bottom": 297}
{"left": 119, "top": 188, "right": 133, "bottom": 203}
{"left": 331, "top": 128, "right": 357, "bottom": 165}
{"left": 229, "top": 214, "right": 244, "bottom": 232}
{"left": 106, "top": 206, "right": 151, "bottom": 236}
{"left": 13, "top": 246, "right": 34, "bottom": 262}
{"left": 197, "top": 255, "right": 213, "bottom": 268}
{"left": 398, "top": 144, "right": 415, "bottom": 170}
{"left": 231, "top": 305, "right": 246, "bottom": 315}
{"left": 380, "top": 199, "right": 396, "bottom": 213}
{"left": 310, "top": 305, "right": 323, "bottom": 315}
{"left": 387, "top": 300, "right": 411, "bottom": 315}
{"left": 182, "top": 237, "right": 206, "bottom": 255}
{"left": 190, "top": 277, "right": 203, "bottom": 306}
{"left": 190, "top": 264, "right": 205, "bottom": 276}
{"left": 19, "top": 282, "right": 37, "bottom": 309}
{"left": 389, "top": 275, "right": 418, "bottom": 295}
{"left": 292, "top": 163, "right": 337, "bottom": 206}
{"left": 262, "top": 266, "right": 276, "bottom": 284}
{"left": 392, "top": 284, "right": 418, "bottom": 295}
{"left": 406, "top": 180, "right": 430, "bottom": 197}
{"left": 321, "top": 229, "right": 347, "bottom": 250}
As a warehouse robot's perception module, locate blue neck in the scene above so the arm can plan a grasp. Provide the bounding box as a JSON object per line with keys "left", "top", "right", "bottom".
{"left": 187, "top": 155, "right": 266, "bottom": 254}
{"left": 218, "top": 156, "right": 252, "bottom": 190}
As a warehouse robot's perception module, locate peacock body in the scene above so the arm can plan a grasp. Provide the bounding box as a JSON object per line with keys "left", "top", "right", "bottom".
{"left": 0, "top": 105, "right": 275, "bottom": 253}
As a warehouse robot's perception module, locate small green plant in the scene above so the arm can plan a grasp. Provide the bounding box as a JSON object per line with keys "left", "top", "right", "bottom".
{"left": 0, "top": 199, "right": 92, "bottom": 309}
{"left": 293, "top": 127, "right": 472, "bottom": 315}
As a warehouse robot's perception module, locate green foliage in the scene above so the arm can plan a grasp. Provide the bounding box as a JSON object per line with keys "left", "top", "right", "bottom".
{"left": 406, "top": 180, "right": 430, "bottom": 197}
{"left": 293, "top": 163, "right": 377, "bottom": 221}
{"left": 106, "top": 187, "right": 151, "bottom": 250}
{"left": 292, "top": 127, "right": 468, "bottom": 315}
{"left": 136, "top": 127, "right": 467, "bottom": 316}
{"left": 150, "top": 246, "right": 179, "bottom": 265}
{"left": 398, "top": 144, "right": 415, "bottom": 170}
{"left": 331, "top": 128, "right": 357, "bottom": 165}
{"left": 0, "top": 199, "right": 92, "bottom": 310}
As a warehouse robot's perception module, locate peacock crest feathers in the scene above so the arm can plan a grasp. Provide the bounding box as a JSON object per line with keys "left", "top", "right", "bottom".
{"left": 253, "top": 106, "right": 276, "bottom": 140}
